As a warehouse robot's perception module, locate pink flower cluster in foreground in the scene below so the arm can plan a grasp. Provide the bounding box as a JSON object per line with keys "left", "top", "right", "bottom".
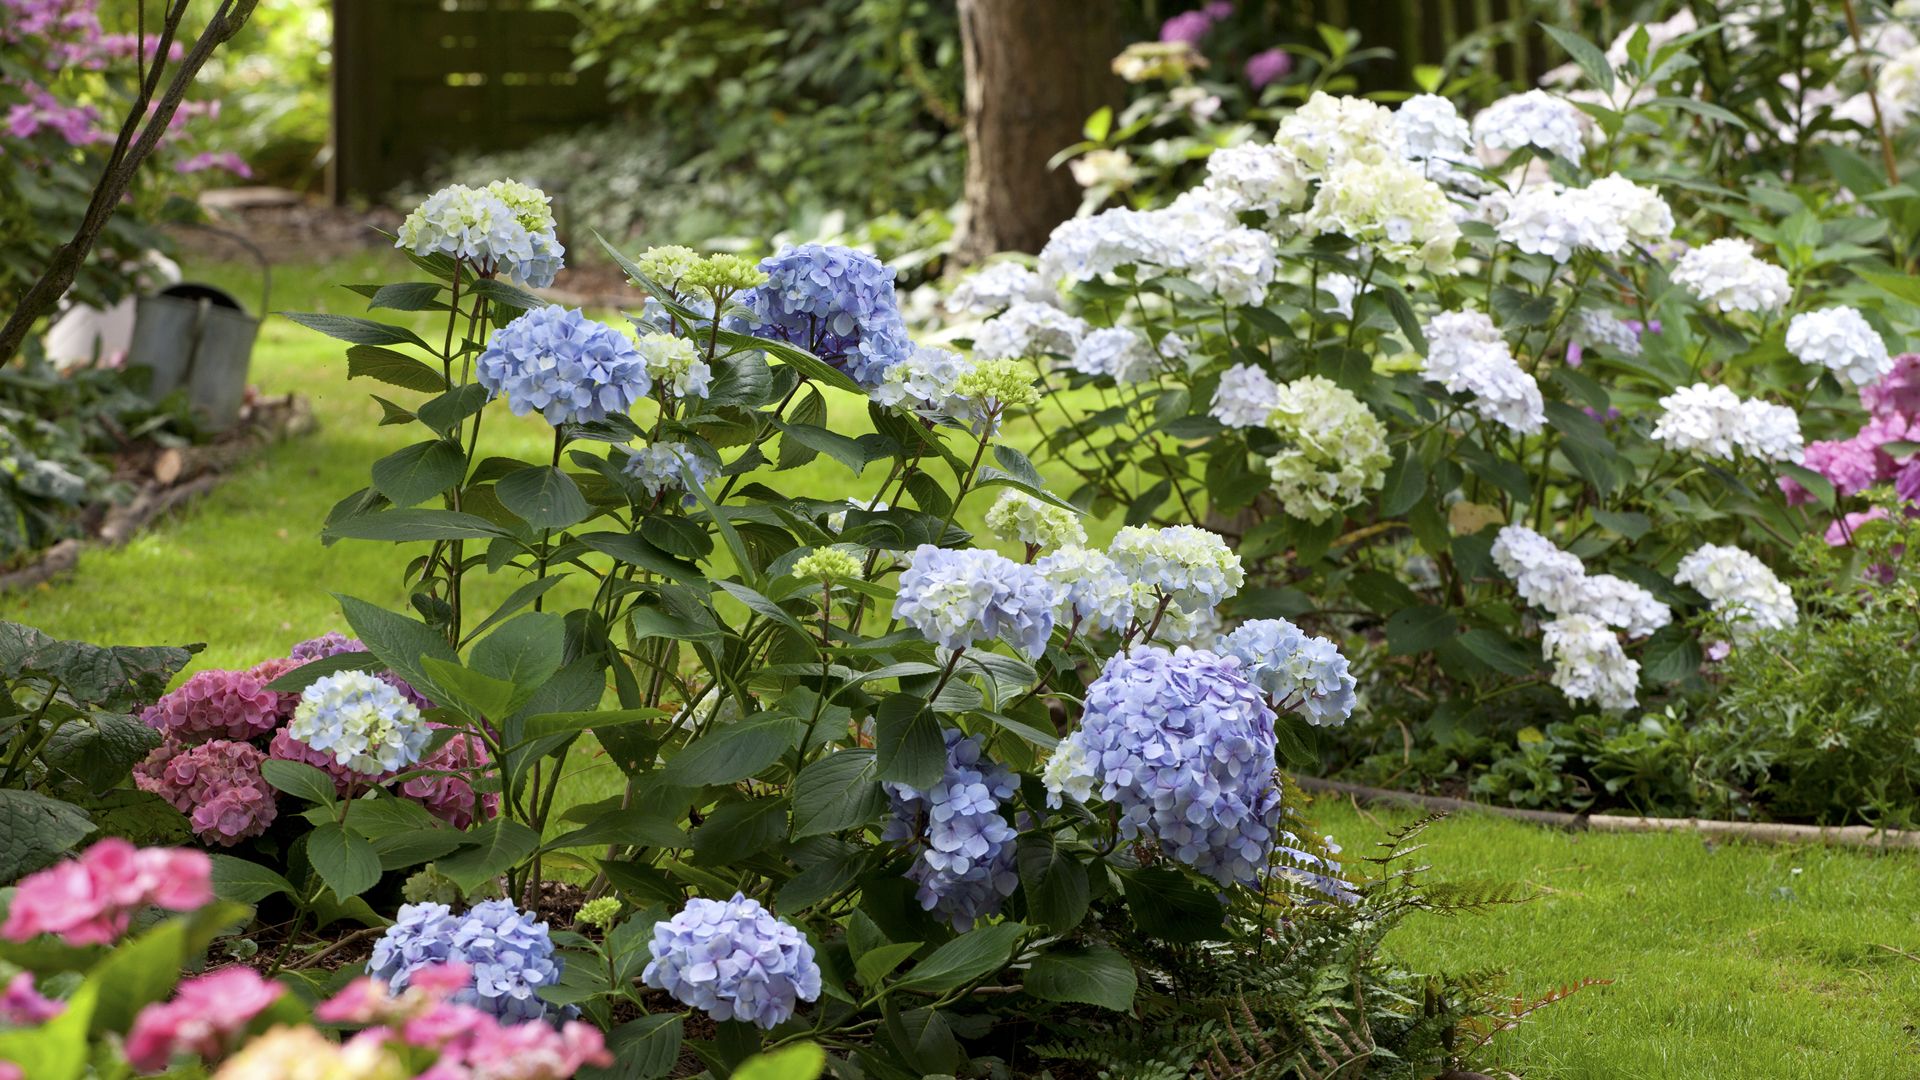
{"left": 125, "top": 967, "right": 285, "bottom": 1072}
{"left": 318, "top": 962, "right": 611, "bottom": 1080}
{"left": 1, "top": 838, "right": 210, "bottom": 946}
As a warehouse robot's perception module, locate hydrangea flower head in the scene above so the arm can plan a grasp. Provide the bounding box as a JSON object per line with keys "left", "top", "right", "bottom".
{"left": 1861, "top": 354, "right": 1920, "bottom": 418}
{"left": 985, "top": 490, "right": 1086, "bottom": 551}
{"left": 1674, "top": 543, "right": 1797, "bottom": 644}
{"left": 950, "top": 358, "right": 1042, "bottom": 419}
{"left": 1420, "top": 311, "right": 1545, "bottom": 434}
{"left": 1672, "top": 239, "right": 1790, "bottom": 314}
{"left": 793, "top": 547, "right": 863, "bottom": 581}
{"left": 1274, "top": 92, "right": 1404, "bottom": 178}
{"left": 0, "top": 973, "right": 60, "bottom": 1026}
{"left": 476, "top": 306, "right": 650, "bottom": 426}
{"left": 1062, "top": 646, "right": 1281, "bottom": 886}
{"left": 636, "top": 332, "right": 712, "bottom": 399}
{"left": 368, "top": 900, "right": 565, "bottom": 1022}
{"left": 125, "top": 967, "right": 284, "bottom": 1072}
{"left": 1211, "top": 363, "right": 1284, "bottom": 428}
{"left": 134, "top": 739, "right": 278, "bottom": 844}
{"left": 1071, "top": 326, "right": 1163, "bottom": 384}
{"left": 1472, "top": 89, "right": 1586, "bottom": 163}
{"left": 1395, "top": 93, "right": 1475, "bottom": 168}
{"left": 1299, "top": 155, "right": 1461, "bottom": 273}
{"left": 1108, "top": 525, "right": 1244, "bottom": 615}
{"left": 1573, "top": 309, "right": 1644, "bottom": 360}
{"left": 1035, "top": 546, "right": 1136, "bottom": 633}
{"left": 682, "top": 253, "right": 769, "bottom": 294}
{"left": 635, "top": 244, "right": 701, "bottom": 290}
{"left": 1651, "top": 383, "right": 1802, "bottom": 463}
{"left": 1245, "top": 47, "right": 1291, "bottom": 88}
{"left": 1202, "top": 141, "right": 1309, "bottom": 217}
{"left": 396, "top": 180, "right": 564, "bottom": 288}
{"left": 1786, "top": 306, "right": 1891, "bottom": 386}
{"left": 972, "top": 301, "right": 1089, "bottom": 360}
{"left": 871, "top": 345, "right": 980, "bottom": 427}
{"left": 642, "top": 893, "right": 821, "bottom": 1029}
{"left": 289, "top": 671, "right": 432, "bottom": 776}
{"left": 1263, "top": 375, "right": 1392, "bottom": 523}
{"left": 1491, "top": 525, "right": 1590, "bottom": 615}
{"left": 1220, "top": 619, "right": 1358, "bottom": 726}
{"left": 623, "top": 440, "right": 718, "bottom": 498}
{"left": 892, "top": 545, "right": 1059, "bottom": 659}
{"left": 288, "top": 632, "right": 433, "bottom": 710}
{"left": 882, "top": 729, "right": 1020, "bottom": 929}
{"left": 1541, "top": 614, "right": 1639, "bottom": 710}
{"left": 1, "top": 839, "right": 211, "bottom": 946}
{"left": 139, "top": 667, "right": 282, "bottom": 743}
{"left": 740, "top": 243, "right": 913, "bottom": 388}
{"left": 945, "top": 261, "right": 1054, "bottom": 317}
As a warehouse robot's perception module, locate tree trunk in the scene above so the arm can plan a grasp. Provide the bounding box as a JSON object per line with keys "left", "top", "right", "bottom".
{"left": 953, "top": 0, "right": 1120, "bottom": 265}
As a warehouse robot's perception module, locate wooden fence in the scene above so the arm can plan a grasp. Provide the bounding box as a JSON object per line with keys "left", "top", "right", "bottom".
{"left": 329, "top": 0, "right": 611, "bottom": 202}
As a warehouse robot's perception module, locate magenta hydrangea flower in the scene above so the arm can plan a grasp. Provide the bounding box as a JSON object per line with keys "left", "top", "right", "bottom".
{"left": 1825, "top": 507, "right": 1890, "bottom": 547}
{"left": 0, "top": 973, "right": 61, "bottom": 1025}
{"left": 397, "top": 729, "right": 496, "bottom": 829}
{"left": 124, "top": 967, "right": 283, "bottom": 1072}
{"left": 0, "top": 838, "right": 210, "bottom": 946}
{"left": 1160, "top": 9, "right": 1214, "bottom": 43}
{"left": 1860, "top": 353, "right": 1920, "bottom": 419}
{"left": 244, "top": 655, "right": 304, "bottom": 718}
{"left": 139, "top": 668, "right": 281, "bottom": 743}
{"left": 134, "top": 739, "right": 278, "bottom": 845}
{"left": 1245, "top": 47, "right": 1291, "bottom": 88}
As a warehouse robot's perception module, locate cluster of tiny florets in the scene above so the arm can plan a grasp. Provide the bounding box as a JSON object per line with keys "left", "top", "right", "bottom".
{"left": 396, "top": 179, "right": 565, "bottom": 288}
{"left": 740, "top": 243, "right": 913, "bottom": 388}
{"left": 642, "top": 893, "right": 821, "bottom": 1030}
{"left": 1671, "top": 238, "right": 1791, "bottom": 314}
{"left": 892, "top": 544, "right": 1059, "bottom": 659}
{"left": 368, "top": 900, "right": 565, "bottom": 1023}
{"left": 477, "top": 306, "right": 651, "bottom": 426}
{"left": 1421, "top": 311, "right": 1546, "bottom": 434}
{"left": 1219, "top": 618, "right": 1358, "bottom": 727}
{"left": 1262, "top": 375, "right": 1392, "bottom": 523}
{"left": 288, "top": 670, "right": 433, "bottom": 776}
{"left": 985, "top": 490, "right": 1087, "bottom": 552}
{"left": 882, "top": 729, "right": 1021, "bottom": 930}
{"left": 1674, "top": 543, "right": 1798, "bottom": 645}
{"left": 1786, "top": 306, "right": 1892, "bottom": 386}
{"left": 1651, "top": 383, "right": 1803, "bottom": 463}
{"left": 1107, "top": 525, "right": 1244, "bottom": 616}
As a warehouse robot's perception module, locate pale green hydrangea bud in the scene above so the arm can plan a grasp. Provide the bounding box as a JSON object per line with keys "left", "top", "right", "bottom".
{"left": 794, "top": 547, "right": 863, "bottom": 581}
{"left": 402, "top": 865, "right": 463, "bottom": 906}
{"left": 683, "top": 254, "right": 770, "bottom": 294}
{"left": 637, "top": 244, "right": 701, "bottom": 290}
{"left": 576, "top": 896, "right": 623, "bottom": 931}
{"left": 951, "top": 359, "right": 1040, "bottom": 409}
{"left": 635, "top": 333, "right": 712, "bottom": 399}
{"left": 985, "top": 490, "right": 1086, "bottom": 551}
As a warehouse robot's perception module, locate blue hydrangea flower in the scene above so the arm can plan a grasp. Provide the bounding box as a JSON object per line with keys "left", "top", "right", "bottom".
{"left": 477, "top": 306, "right": 651, "bottom": 426}
{"left": 739, "top": 244, "right": 913, "bottom": 388}
{"left": 395, "top": 180, "right": 565, "bottom": 288}
{"left": 892, "top": 545, "right": 1059, "bottom": 659}
{"left": 1035, "top": 546, "right": 1136, "bottom": 634}
{"left": 1219, "top": 619, "right": 1358, "bottom": 727}
{"left": 367, "top": 900, "right": 565, "bottom": 1023}
{"left": 642, "top": 893, "right": 821, "bottom": 1030}
{"left": 881, "top": 729, "right": 1020, "bottom": 930}
{"left": 288, "top": 670, "right": 432, "bottom": 775}
{"left": 623, "top": 440, "right": 718, "bottom": 499}
{"left": 1062, "top": 646, "right": 1282, "bottom": 888}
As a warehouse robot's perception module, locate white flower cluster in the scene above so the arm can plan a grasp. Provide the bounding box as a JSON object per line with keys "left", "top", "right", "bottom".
{"left": 972, "top": 302, "right": 1089, "bottom": 361}
{"left": 1263, "top": 376, "right": 1392, "bottom": 523}
{"left": 1472, "top": 89, "right": 1587, "bottom": 164}
{"left": 1420, "top": 311, "right": 1546, "bottom": 434}
{"left": 1107, "top": 524, "right": 1246, "bottom": 616}
{"left": 635, "top": 333, "right": 712, "bottom": 399}
{"left": 1671, "top": 239, "right": 1791, "bottom": 314}
{"left": 1395, "top": 94, "right": 1485, "bottom": 191}
{"left": 1034, "top": 546, "right": 1136, "bottom": 634}
{"left": 1574, "top": 309, "right": 1643, "bottom": 358}
{"left": 945, "top": 262, "right": 1054, "bottom": 317}
{"left": 984, "top": 490, "right": 1086, "bottom": 552}
{"left": 1495, "top": 176, "right": 1673, "bottom": 263}
{"left": 1209, "top": 363, "right": 1283, "bottom": 428}
{"left": 395, "top": 179, "right": 566, "bottom": 288}
{"left": 1298, "top": 155, "right": 1462, "bottom": 274}
{"left": 1202, "top": 140, "right": 1309, "bottom": 217}
{"left": 1541, "top": 614, "right": 1641, "bottom": 711}
{"left": 1273, "top": 92, "right": 1404, "bottom": 178}
{"left": 1491, "top": 525, "right": 1671, "bottom": 638}
{"left": 1039, "top": 188, "right": 1261, "bottom": 290}
{"left": 871, "top": 345, "right": 989, "bottom": 429}
{"left": 1650, "top": 383, "right": 1803, "bottom": 463}
{"left": 1070, "top": 326, "right": 1163, "bottom": 383}
{"left": 1785, "top": 306, "right": 1892, "bottom": 386}
{"left": 1673, "top": 543, "right": 1798, "bottom": 645}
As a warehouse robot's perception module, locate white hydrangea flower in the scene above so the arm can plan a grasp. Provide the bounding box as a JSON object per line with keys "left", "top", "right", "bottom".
{"left": 1491, "top": 524, "right": 1590, "bottom": 615}
{"left": 1671, "top": 239, "right": 1791, "bottom": 314}
{"left": 1541, "top": 614, "right": 1641, "bottom": 710}
{"left": 1878, "top": 45, "right": 1920, "bottom": 124}
{"left": 1574, "top": 309, "right": 1643, "bottom": 358}
{"left": 945, "top": 262, "right": 1054, "bottom": 317}
{"left": 1575, "top": 574, "right": 1672, "bottom": 639}
{"left": 1674, "top": 543, "right": 1797, "bottom": 644}
{"left": 1041, "top": 735, "right": 1099, "bottom": 807}
{"left": 973, "top": 302, "right": 1089, "bottom": 360}
{"left": 396, "top": 179, "right": 567, "bottom": 288}
{"left": 1495, "top": 184, "right": 1596, "bottom": 262}
{"left": 1585, "top": 175, "right": 1674, "bottom": 248}
{"left": 1108, "top": 524, "right": 1245, "bottom": 615}
{"left": 1210, "top": 363, "right": 1284, "bottom": 428}
{"left": 1420, "top": 311, "right": 1545, "bottom": 434}
{"left": 1274, "top": 92, "right": 1404, "bottom": 178}
{"left": 635, "top": 333, "right": 712, "bottom": 399}
{"left": 1037, "top": 190, "right": 1241, "bottom": 287}
{"left": 1203, "top": 141, "right": 1310, "bottom": 217}
{"left": 1473, "top": 89, "right": 1587, "bottom": 164}
{"left": 1785, "top": 306, "right": 1892, "bottom": 386}
{"left": 1263, "top": 376, "right": 1391, "bottom": 523}
{"left": 1190, "top": 227, "right": 1278, "bottom": 305}
{"left": 1034, "top": 546, "right": 1135, "bottom": 633}
{"left": 871, "top": 345, "right": 985, "bottom": 429}
{"left": 1070, "top": 147, "right": 1141, "bottom": 190}
{"left": 288, "top": 671, "right": 432, "bottom": 775}
{"left": 1650, "top": 383, "right": 1803, "bottom": 463}
{"left": 1298, "top": 156, "right": 1462, "bottom": 274}
{"left": 985, "top": 490, "right": 1086, "bottom": 552}
{"left": 1070, "top": 326, "right": 1160, "bottom": 383}
{"left": 1396, "top": 94, "right": 1474, "bottom": 163}
{"left": 624, "top": 440, "right": 718, "bottom": 497}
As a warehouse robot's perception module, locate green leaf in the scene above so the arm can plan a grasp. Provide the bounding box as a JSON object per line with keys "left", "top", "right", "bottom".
{"left": 1541, "top": 22, "right": 1614, "bottom": 95}
{"left": 893, "top": 922, "right": 1026, "bottom": 993}
{"left": 791, "top": 748, "right": 886, "bottom": 838}
{"left": 779, "top": 423, "right": 869, "bottom": 475}
{"left": 659, "top": 715, "right": 804, "bottom": 787}
{"left": 283, "top": 310, "right": 432, "bottom": 349}
{"left": 1650, "top": 95, "right": 1748, "bottom": 129}
{"left": 84, "top": 902, "right": 250, "bottom": 1036}
{"left": 371, "top": 440, "right": 467, "bottom": 507}
{"left": 461, "top": 576, "right": 570, "bottom": 647}
{"left": 1016, "top": 832, "right": 1089, "bottom": 932}
{"left": 372, "top": 828, "right": 468, "bottom": 871}
{"left": 209, "top": 854, "right": 297, "bottom": 904}
{"left": 1025, "top": 944, "right": 1137, "bottom": 1011}
{"left": 363, "top": 281, "right": 449, "bottom": 311}
{"left": 497, "top": 466, "right": 591, "bottom": 530}
{"left": 469, "top": 611, "right": 566, "bottom": 701}
{"left": 263, "top": 650, "right": 388, "bottom": 694}
{"left": 1380, "top": 446, "right": 1427, "bottom": 517}
{"left": 522, "top": 707, "right": 667, "bottom": 742}
{"left": 1083, "top": 105, "right": 1113, "bottom": 141}
{"left": 260, "top": 759, "right": 339, "bottom": 804}
{"left": 437, "top": 817, "right": 543, "bottom": 895}
{"left": 419, "top": 657, "right": 519, "bottom": 722}
{"left": 874, "top": 694, "right": 945, "bottom": 791}
{"left": 1385, "top": 605, "right": 1458, "bottom": 655}
{"left": 323, "top": 508, "right": 519, "bottom": 543}
{"left": 855, "top": 941, "right": 922, "bottom": 987}
{"left": 1776, "top": 463, "right": 1836, "bottom": 511}
{"left": 1118, "top": 867, "right": 1223, "bottom": 941}
{"left": 1490, "top": 286, "right": 1556, "bottom": 327}
{"left": 581, "top": 1013, "right": 683, "bottom": 1080}
{"left": 42, "top": 711, "right": 156, "bottom": 793}
{"left": 690, "top": 798, "right": 788, "bottom": 865}
{"left": 731, "top": 1043, "right": 827, "bottom": 1080}
{"left": 1592, "top": 509, "right": 1651, "bottom": 539}
{"left": 308, "top": 822, "right": 383, "bottom": 899}
{"left": 1641, "top": 625, "right": 1702, "bottom": 684}
{"left": 1456, "top": 628, "right": 1537, "bottom": 677}
{"left": 347, "top": 345, "right": 448, "bottom": 393}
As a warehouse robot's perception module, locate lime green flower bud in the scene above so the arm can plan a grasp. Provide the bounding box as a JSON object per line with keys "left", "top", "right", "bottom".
{"left": 951, "top": 359, "right": 1040, "bottom": 409}
{"left": 795, "top": 547, "right": 863, "bottom": 581}
{"left": 684, "top": 254, "right": 770, "bottom": 294}
{"left": 636, "top": 245, "right": 701, "bottom": 290}
{"left": 576, "top": 895, "right": 623, "bottom": 931}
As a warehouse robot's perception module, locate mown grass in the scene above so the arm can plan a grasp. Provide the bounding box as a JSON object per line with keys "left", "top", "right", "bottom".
{"left": 14, "top": 252, "right": 1920, "bottom": 1076}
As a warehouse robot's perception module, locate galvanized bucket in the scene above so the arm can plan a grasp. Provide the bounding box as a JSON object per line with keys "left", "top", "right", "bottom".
{"left": 126, "top": 227, "right": 271, "bottom": 432}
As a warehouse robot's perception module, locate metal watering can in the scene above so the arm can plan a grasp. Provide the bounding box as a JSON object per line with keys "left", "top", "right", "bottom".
{"left": 126, "top": 226, "right": 271, "bottom": 432}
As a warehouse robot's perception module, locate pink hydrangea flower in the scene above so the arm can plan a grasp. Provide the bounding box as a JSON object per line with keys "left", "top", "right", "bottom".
{"left": 0, "top": 973, "right": 62, "bottom": 1024}
{"left": 134, "top": 739, "right": 278, "bottom": 845}
{"left": 1160, "top": 9, "right": 1215, "bottom": 43}
{"left": 1860, "top": 354, "right": 1920, "bottom": 420}
{"left": 1245, "top": 47, "right": 1291, "bottom": 88}
{"left": 245, "top": 655, "right": 305, "bottom": 719}
{"left": 399, "top": 730, "right": 497, "bottom": 829}
{"left": 1824, "top": 507, "right": 1890, "bottom": 546}
{"left": 124, "top": 967, "right": 284, "bottom": 1072}
{"left": 140, "top": 668, "right": 282, "bottom": 742}
{"left": 1, "top": 839, "right": 210, "bottom": 946}
{"left": 175, "top": 150, "right": 252, "bottom": 177}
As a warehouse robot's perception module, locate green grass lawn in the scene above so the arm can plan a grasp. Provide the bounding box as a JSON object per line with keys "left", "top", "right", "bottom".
{"left": 13, "top": 252, "right": 1920, "bottom": 1077}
